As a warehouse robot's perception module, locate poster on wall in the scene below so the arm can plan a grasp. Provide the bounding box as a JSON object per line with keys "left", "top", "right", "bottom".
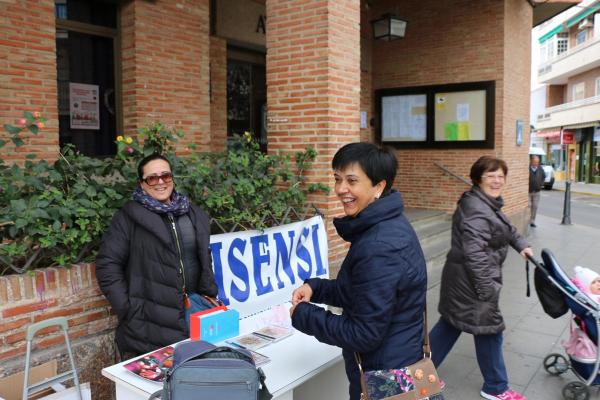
{"left": 69, "top": 82, "right": 100, "bottom": 130}
{"left": 381, "top": 94, "right": 427, "bottom": 142}
{"left": 434, "top": 90, "right": 486, "bottom": 142}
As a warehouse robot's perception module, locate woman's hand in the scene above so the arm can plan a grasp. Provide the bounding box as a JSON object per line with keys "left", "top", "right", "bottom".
{"left": 520, "top": 247, "right": 534, "bottom": 259}
{"left": 291, "top": 283, "right": 313, "bottom": 306}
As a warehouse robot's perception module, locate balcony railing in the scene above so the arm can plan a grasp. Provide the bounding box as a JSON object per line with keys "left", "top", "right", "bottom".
{"left": 538, "top": 35, "right": 600, "bottom": 77}
{"left": 536, "top": 94, "right": 600, "bottom": 128}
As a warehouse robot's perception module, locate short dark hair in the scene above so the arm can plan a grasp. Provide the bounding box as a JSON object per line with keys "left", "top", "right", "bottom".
{"left": 137, "top": 153, "right": 172, "bottom": 181}
{"left": 332, "top": 142, "right": 397, "bottom": 196}
{"left": 470, "top": 156, "right": 508, "bottom": 185}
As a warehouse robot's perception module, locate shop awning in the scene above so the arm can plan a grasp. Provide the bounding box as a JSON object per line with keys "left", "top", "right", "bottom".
{"left": 536, "top": 129, "right": 562, "bottom": 138}
{"left": 562, "top": 121, "right": 600, "bottom": 129}
{"left": 566, "top": 3, "right": 600, "bottom": 27}
{"left": 539, "top": 24, "right": 565, "bottom": 43}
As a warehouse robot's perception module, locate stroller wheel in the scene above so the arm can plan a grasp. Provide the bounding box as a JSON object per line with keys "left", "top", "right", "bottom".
{"left": 544, "top": 353, "right": 569, "bottom": 375}
{"left": 562, "top": 381, "right": 590, "bottom": 400}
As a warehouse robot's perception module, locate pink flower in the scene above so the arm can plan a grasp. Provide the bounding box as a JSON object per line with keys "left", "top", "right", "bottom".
{"left": 126, "top": 147, "right": 134, "bottom": 154}
{"left": 34, "top": 121, "right": 45, "bottom": 128}
{"left": 33, "top": 112, "right": 41, "bottom": 118}
{"left": 18, "top": 118, "right": 27, "bottom": 127}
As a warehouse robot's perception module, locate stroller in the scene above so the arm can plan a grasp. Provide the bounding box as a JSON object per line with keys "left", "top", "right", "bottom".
{"left": 529, "top": 249, "right": 600, "bottom": 400}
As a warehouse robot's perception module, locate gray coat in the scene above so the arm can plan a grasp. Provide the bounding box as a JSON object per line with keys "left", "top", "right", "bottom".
{"left": 438, "top": 186, "right": 529, "bottom": 335}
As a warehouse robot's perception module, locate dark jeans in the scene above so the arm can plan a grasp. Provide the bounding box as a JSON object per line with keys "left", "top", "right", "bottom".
{"left": 429, "top": 318, "right": 509, "bottom": 395}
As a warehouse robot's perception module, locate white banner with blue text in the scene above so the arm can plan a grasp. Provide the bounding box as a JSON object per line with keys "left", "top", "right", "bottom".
{"left": 209, "top": 215, "right": 329, "bottom": 318}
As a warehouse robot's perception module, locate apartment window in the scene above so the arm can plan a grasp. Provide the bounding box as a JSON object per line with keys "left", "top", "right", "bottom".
{"left": 572, "top": 82, "right": 585, "bottom": 101}
{"left": 576, "top": 30, "right": 587, "bottom": 45}
{"left": 596, "top": 77, "right": 600, "bottom": 96}
{"left": 556, "top": 32, "right": 568, "bottom": 55}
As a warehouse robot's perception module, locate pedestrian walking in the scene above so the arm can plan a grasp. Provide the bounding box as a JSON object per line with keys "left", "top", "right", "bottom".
{"left": 529, "top": 155, "right": 545, "bottom": 227}
{"left": 429, "top": 156, "right": 533, "bottom": 400}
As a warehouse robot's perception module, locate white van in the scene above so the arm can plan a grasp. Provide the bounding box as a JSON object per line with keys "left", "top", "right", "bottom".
{"left": 529, "top": 147, "right": 555, "bottom": 190}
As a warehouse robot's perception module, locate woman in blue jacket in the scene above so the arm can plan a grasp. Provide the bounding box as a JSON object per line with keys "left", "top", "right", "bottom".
{"left": 290, "top": 142, "right": 428, "bottom": 400}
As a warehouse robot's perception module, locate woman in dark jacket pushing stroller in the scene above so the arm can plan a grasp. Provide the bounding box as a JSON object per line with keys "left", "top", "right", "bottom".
{"left": 430, "top": 156, "right": 533, "bottom": 400}
{"left": 96, "top": 154, "right": 218, "bottom": 357}
{"left": 290, "top": 142, "right": 428, "bottom": 400}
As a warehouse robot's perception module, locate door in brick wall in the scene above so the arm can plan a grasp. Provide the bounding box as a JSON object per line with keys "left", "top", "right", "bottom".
{"left": 227, "top": 58, "right": 267, "bottom": 151}
{"left": 55, "top": 0, "right": 118, "bottom": 157}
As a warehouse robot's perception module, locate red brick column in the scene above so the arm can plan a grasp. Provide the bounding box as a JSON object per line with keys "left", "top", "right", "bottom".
{"left": 0, "top": 0, "right": 59, "bottom": 163}
{"left": 265, "top": 0, "right": 361, "bottom": 272}
{"left": 120, "top": 0, "right": 211, "bottom": 153}
{"left": 499, "top": 0, "right": 532, "bottom": 221}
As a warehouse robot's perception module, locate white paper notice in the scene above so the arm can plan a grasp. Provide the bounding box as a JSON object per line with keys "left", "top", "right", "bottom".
{"left": 69, "top": 82, "right": 100, "bottom": 130}
{"left": 457, "top": 103, "right": 470, "bottom": 122}
{"left": 360, "top": 111, "right": 367, "bottom": 129}
{"left": 381, "top": 94, "right": 427, "bottom": 141}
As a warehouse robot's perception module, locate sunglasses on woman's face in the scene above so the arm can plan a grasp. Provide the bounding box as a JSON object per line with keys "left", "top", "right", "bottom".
{"left": 142, "top": 172, "right": 173, "bottom": 186}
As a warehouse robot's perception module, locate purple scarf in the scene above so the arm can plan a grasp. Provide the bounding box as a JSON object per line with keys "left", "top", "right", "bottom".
{"left": 133, "top": 186, "right": 190, "bottom": 216}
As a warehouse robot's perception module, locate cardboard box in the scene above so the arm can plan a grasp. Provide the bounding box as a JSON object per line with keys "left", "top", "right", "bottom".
{"left": 0, "top": 360, "right": 57, "bottom": 400}
{"left": 190, "top": 307, "right": 239, "bottom": 343}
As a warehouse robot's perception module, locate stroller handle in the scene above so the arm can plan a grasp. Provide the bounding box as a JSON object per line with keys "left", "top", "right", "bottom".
{"left": 526, "top": 254, "right": 543, "bottom": 270}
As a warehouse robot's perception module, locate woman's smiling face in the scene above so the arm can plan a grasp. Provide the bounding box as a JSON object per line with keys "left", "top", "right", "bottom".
{"left": 334, "top": 163, "right": 385, "bottom": 217}
{"left": 479, "top": 168, "right": 505, "bottom": 198}
{"left": 140, "top": 159, "right": 174, "bottom": 203}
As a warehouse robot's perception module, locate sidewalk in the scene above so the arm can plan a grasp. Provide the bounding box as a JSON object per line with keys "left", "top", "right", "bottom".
{"left": 553, "top": 181, "right": 600, "bottom": 196}
{"left": 428, "top": 213, "right": 600, "bottom": 399}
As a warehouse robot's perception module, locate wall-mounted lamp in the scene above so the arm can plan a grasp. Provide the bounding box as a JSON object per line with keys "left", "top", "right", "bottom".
{"left": 371, "top": 13, "right": 407, "bottom": 41}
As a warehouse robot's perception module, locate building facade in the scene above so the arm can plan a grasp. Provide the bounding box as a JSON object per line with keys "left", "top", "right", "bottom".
{"left": 534, "top": 0, "right": 600, "bottom": 183}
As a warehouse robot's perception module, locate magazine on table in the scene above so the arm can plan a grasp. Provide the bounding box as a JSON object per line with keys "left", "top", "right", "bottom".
{"left": 252, "top": 324, "right": 293, "bottom": 342}
{"left": 123, "top": 345, "right": 174, "bottom": 382}
{"left": 226, "top": 324, "right": 294, "bottom": 350}
{"left": 249, "top": 350, "right": 271, "bottom": 367}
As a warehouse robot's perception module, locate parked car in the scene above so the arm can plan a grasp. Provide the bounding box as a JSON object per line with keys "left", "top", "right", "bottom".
{"left": 529, "top": 147, "right": 554, "bottom": 190}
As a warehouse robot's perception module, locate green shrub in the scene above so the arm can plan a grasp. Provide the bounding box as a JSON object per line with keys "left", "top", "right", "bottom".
{"left": 0, "top": 116, "right": 328, "bottom": 275}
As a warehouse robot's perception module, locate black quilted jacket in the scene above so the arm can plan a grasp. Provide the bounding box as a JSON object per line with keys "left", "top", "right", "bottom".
{"left": 438, "top": 186, "right": 529, "bottom": 335}
{"left": 96, "top": 201, "right": 217, "bottom": 355}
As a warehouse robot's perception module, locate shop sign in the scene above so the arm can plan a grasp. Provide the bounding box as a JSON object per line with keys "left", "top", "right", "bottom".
{"left": 209, "top": 216, "right": 328, "bottom": 317}
{"left": 562, "top": 131, "right": 574, "bottom": 144}
{"left": 215, "top": 0, "right": 266, "bottom": 48}
{"left": 69, "top": 82, "right": 100, "bottom": 130}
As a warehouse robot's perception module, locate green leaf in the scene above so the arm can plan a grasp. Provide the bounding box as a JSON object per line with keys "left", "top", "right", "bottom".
{"left": 10, "top": 199, "right": 27, "bottom": 213}
{"left": 85, "top": 186, "right": 97, "bottom": 197}
{"left": 28, "top": 124, "right": 39, "bottom": 135}
{"left": 4, "top": 124, "right": 21, "bottom": 135}
{"left": 15, "top": 218, "right": 27, "bottom": 229}
{"left": 24, "top": 111, "right": 34, "bottom": 121}
{"left": 25, "top": 153, "right": 37, "bottom": 159}
{"left": 11, "top": 137, "right": 24, "bottom": 147}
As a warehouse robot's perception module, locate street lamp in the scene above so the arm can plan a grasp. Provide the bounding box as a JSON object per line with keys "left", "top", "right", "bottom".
{"left": 372, "top": 14, "right": 407, "bottom": 41}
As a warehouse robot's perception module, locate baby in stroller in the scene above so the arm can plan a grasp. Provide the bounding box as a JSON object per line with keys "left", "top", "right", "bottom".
{"left": 532, "top": 250, "right": 600, "bottom": 400}
{"left": 572, "top": 266, "right": 600, "bottom": 303}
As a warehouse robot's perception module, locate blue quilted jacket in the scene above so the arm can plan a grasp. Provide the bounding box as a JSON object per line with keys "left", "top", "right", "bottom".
{"left": 291, "top": 191, "right": 427, "bottom": 400}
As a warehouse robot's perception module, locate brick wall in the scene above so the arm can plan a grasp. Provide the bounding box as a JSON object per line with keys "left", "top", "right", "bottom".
{"left": 0, "top": 264, "right": 116, "bottom": 399}
{"left": 0, "top": 0, "right": 59, "bottom": 163}
{"left": 500, "top": 0, "right": 531, "bottom": 220}
{"left": 566, "top": 65, "right": 600, "bottom": 99}
{"left": 265, "top": 0, "right": 361, "bottom": 271}
{"left": 210, "top": 37, "right": 228, "bottom": 152}
{"left": 367, "top": 0, "right": 531, "bottom": 224}
{"left": 120, "top": 0, "right": 212, "bottom": 154}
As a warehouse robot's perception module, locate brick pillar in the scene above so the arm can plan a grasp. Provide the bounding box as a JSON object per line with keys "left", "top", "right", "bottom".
{"left": 265, "top": 0, "right": 361, "bottom": 272}
{"left": 499, "top": 0, "right": 532, "bottom": 228}
{"left": 120, "top": 0, "right": 211, "bottom": 153}
{"left": 0, "top": 0, "right": 59, "bottom": 163}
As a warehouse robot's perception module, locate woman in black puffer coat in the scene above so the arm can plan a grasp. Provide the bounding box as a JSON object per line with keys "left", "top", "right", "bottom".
{"left": 430, "top": 156, "right": 533, "bottom": 400}
{"left": 96, "top": 154, "right": 218, "bottom": 356}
